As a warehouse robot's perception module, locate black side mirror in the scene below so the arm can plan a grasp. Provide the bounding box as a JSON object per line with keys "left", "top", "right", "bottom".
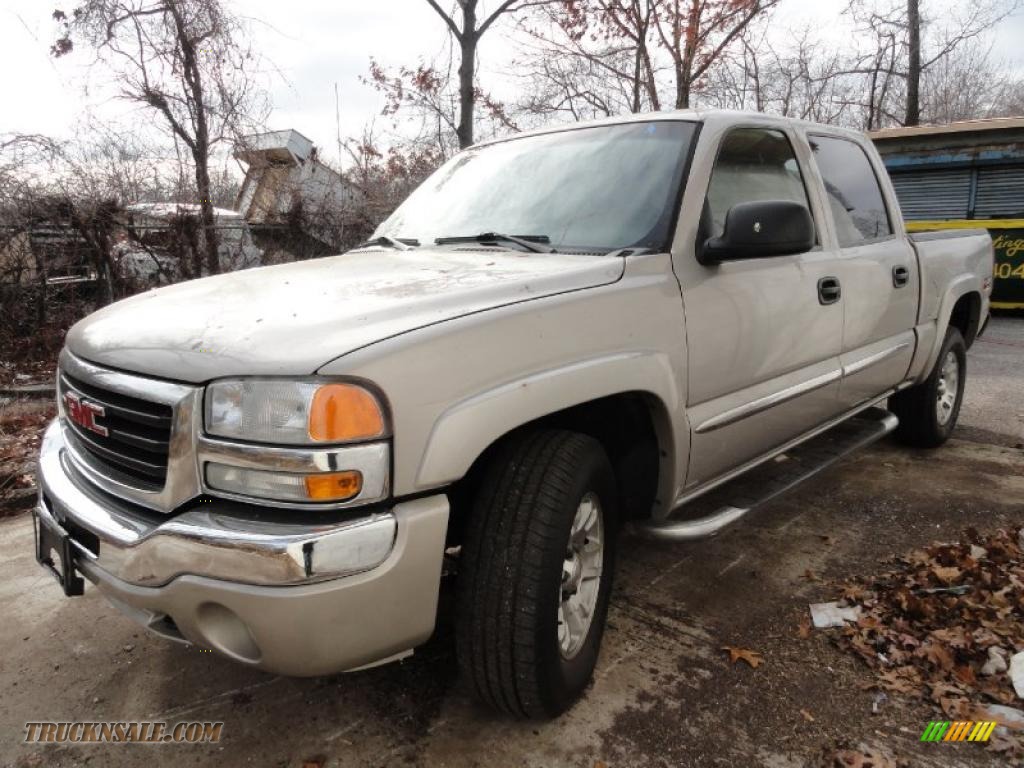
{"left": 699, "top": 200, "right": 814, "bottom": 264}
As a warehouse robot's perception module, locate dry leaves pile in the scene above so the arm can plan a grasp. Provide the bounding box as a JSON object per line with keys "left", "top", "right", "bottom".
{"left": 0, "top": 403, "right": 55, "bottom": 513}
{"left": 831, "top": 527, "right": 1024, "bottom": 756}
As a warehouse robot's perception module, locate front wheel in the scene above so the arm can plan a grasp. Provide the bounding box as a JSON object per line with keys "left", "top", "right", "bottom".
{"left": 456, "top": 430, "right": 617, "bottom": 718}
{"left": 890, "top": 326, "right": 966, "bottom": 448}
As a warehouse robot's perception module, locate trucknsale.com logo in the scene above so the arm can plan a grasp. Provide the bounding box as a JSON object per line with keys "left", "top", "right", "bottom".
{"left": 24, "top": 721, "right": 224, "bottom": 744}
{"left": 920, "top": 721, "right": 997, "bottom": 743}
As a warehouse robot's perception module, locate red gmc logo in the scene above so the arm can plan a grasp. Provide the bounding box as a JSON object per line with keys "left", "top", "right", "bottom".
{"left": 64, "top": 391, "right": 109, "bottom": 437}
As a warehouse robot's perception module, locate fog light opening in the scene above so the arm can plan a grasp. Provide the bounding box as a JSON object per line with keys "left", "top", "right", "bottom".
{"left": 195, "top": 602, "right": 261, "bottom": 664}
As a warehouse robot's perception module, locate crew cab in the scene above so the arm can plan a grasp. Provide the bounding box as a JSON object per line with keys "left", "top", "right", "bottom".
{"left": 33, "top": 110, "right": 993, "bottom": 719}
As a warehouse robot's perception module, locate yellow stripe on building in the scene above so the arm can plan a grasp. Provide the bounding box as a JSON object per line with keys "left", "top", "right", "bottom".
{"left": 905, "top": 219, "right": 1024, "bottom": 231}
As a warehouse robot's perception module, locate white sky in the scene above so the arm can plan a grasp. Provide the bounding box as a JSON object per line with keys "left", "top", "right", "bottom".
{"left": 2, "top": 0, "right": 1023, "bottom": 172}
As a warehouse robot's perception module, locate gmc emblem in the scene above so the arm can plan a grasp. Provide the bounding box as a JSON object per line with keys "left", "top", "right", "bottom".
{"left": 64, "top": 391, "right": 109, "bottom": 437}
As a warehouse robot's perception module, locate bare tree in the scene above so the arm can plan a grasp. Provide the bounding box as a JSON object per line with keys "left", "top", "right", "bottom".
{"left": 421, "top": 0, "right": 546, "bottom": 148}
{"left": 52, "top": 1, "right": 267, "bottom": 274}
{"left": 919, "top": 39, "right": 1024, "bottom": 123}
{"left": 703, "top": 27, "right": 859, "bottom": 125}
{"left": 847, "top": 0, "right": 1021, "bottom": 126}
{"left": 516, "top": 0, "right": 662, "bottom": 118}
{"left": 338, "top": 123, "right": 445, "bottom": 241}
{"left": 651, "top": 0, "right": 779, "bottom": 109}
{"left": 514, "top": 0, "right": 777, "bottom": 122}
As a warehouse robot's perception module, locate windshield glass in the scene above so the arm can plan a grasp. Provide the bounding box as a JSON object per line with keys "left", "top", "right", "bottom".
{"left": 374, "top": 121, "right": 698, "bottom": 252}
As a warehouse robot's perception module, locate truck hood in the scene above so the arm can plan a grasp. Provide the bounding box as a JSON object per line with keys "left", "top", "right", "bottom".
{"left": 66, "top": 247, "right": 623, "bottom": 382}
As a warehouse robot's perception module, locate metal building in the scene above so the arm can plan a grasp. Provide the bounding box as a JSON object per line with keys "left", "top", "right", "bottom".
{"left": 870, "top": 118, "right": 1024, "bottom": 309}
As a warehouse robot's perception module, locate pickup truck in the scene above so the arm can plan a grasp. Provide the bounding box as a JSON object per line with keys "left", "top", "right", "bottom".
{"left": 34, "top": 110, "right": 993, "bottom": 719}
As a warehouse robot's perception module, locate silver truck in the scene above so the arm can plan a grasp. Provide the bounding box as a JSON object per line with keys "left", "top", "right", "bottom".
{"left": 34, "top": 110, "right": 993, "bottom": 719}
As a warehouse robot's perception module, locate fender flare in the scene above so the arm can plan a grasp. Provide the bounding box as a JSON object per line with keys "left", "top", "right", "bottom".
{"left": 415, "top": 351, "right": 683, "bottom": 492}
{"left": 920, "top": 276, "right": 982, "bottom": 379}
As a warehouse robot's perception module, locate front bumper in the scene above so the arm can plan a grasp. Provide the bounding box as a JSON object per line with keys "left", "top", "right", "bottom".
{"left": 35, "top": 420, "right": 450, "bottom": 676}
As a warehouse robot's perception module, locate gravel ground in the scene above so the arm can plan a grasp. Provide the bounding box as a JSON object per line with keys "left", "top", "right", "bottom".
{"left": 0, "top": 316, "right": 1021, "bottom": 768}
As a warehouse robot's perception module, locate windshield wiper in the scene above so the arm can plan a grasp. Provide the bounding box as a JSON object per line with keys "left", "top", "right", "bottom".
{"left": 354, "top": 235, "right": 419, "bottom": 251}
{"left": 434, "top": 232, "right": 555, "bottom": 253}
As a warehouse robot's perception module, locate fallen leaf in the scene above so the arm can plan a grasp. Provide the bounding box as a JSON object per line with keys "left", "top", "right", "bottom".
{"left": 830, "top": 745, "right": 899, "bottom": 768}
{"left": 953, "top": 665, "right": 977, "bottom": 685}
{"left": 797, "top": 618, "right": 811, "bottom": 639}
{"left": 722, "top": 646, "right": 763, "bottom": 669}
{"left": 920, "top": 642, "right": 955, "bottom": 671}
{"left": 931, "top": 565, "right": 962, "bottom": 584}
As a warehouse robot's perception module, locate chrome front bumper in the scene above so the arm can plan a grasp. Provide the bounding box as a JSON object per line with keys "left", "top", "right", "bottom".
{"left": 35, "top": 419, "right": 450, "bottom": 675}
{"left": 38, "top": 420, "right": 397, "bottom": 587}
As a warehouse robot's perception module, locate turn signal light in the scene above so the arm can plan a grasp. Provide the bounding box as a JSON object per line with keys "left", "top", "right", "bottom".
{"left": 308, "top": 384, "right": 385, "bottom": 442}
{"left": 304, "top": 471, "right": 363, "bottom": 501}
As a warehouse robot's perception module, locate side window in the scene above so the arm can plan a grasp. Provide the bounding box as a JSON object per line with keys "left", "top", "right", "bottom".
{"left": 809, "top": 135, "right": 893, "bottom": 247}
{"left": 706, "top": 128, "right": 814, "bottom": 240}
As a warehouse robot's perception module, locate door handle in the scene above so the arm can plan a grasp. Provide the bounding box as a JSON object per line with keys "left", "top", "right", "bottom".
{"left": 818, "top": 276, "right": 841, "bottom": 305}
{"left": 893, "top": 265, "right": 910, "bottom": 288}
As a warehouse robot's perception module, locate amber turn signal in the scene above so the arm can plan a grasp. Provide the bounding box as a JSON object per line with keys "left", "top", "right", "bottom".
{"left": 304, "top": 470, "right": 363, "bottom": 501}
{"left": 308, "top": 384, "right": 385, "bottom": 442}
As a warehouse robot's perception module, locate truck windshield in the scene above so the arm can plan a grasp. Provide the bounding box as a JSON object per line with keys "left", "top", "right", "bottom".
{"left": 373, "top": 121, "right": 698, "bottom": 253}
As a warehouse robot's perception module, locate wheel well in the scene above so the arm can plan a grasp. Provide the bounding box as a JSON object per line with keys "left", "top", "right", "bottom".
{"left": 446, "top": 393, "right": 667, "bottom": 545}
{"left": 949, "top": 292, "right": 982, "bottom": 348}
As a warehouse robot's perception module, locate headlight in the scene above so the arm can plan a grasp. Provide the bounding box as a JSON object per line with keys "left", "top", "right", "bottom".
{"left": 205, "top": 378, "right": 386, "bottom": 445}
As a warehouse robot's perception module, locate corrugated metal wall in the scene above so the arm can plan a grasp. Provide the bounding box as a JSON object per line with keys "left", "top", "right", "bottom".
{"left": 974, "top": 167, "right": 1024, "bottom": 218}
{"left": 890, "top": 169, "right": 972, "bottom": 219}
{"left": 887, "top": 165, "right": 1024, "bottom": 220}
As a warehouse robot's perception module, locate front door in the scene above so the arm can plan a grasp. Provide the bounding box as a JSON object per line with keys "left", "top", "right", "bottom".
{"left": 677, "top": 126, "right": 847, "bottom": 490}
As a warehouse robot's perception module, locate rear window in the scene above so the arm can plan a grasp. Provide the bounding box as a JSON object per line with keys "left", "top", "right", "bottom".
{"left": 810, "top": 135, "right": 892, "bottom": 247}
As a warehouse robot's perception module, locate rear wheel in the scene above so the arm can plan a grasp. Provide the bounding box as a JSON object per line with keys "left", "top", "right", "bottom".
{"left": 456, "top": 429, "right": 617, "bottom": 718}
{"left": 890, "top": 327, "right": 966, "bottom": 448}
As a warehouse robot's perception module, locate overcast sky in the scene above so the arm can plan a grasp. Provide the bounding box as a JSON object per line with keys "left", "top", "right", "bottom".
{"left": 3, "top": 0, "right": 1023, "bottom": 172}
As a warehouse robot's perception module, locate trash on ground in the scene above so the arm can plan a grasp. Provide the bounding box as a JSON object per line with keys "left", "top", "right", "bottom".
{"left": 810, "top": 601, "right": 862, "bottom": 628}
{"left": 984, "top": 704, "right": 1024, "bottom": 730}
{"left": 1011, "top": 652, "right": 1024, "bottom": 699}
{"left": 914, "top": 584, "right": 971, "bottom": 596}
{"left": 982, "top": 647, "right": 1009, "bottom": 677}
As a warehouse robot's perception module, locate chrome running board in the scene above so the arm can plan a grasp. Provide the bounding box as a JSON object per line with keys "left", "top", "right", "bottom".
{"left": 636, "top": 407, "right": 899, "bottom": 541}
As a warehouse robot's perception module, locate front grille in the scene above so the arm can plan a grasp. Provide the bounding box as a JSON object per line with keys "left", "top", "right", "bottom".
{"left": 58, "top": 370, "right": 173, "bottom": 488}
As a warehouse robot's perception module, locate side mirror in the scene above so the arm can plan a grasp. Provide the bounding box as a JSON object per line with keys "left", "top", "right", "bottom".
{"left": 699, "top": 200, "right": 814, "bottom": 264}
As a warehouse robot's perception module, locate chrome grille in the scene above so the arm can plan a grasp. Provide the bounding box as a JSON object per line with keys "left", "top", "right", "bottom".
{"left": 59, "top": 370, "right": 173, "bottom": 487}
{"left": 57, "top": 350, "right": 202, "bottom": 513}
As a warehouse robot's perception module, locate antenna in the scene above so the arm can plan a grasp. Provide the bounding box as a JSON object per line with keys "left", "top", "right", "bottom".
{"left": 335, "top": 82, "right": 343, "bottom": 169}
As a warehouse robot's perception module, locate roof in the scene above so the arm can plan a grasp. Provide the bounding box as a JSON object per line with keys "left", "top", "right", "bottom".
{"left": 473, "top": 108, "right": 866, "bottom": 150}
{"left": 126, "top": 203, "right": 243, "bottom": 220}
{"left": 869, "top": 117, "right": 1024, "bottom": 141}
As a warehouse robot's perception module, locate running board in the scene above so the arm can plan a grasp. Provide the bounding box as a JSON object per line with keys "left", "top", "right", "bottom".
{"left": 636, "top": 407, "right": 899, "bottom": 541}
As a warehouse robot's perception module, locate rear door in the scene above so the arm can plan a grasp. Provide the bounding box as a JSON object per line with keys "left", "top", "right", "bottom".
{"left": 678, "top": 125, "right": 846, "bottom": 488}
{"left": 806, "top": 134, "right": 918, "bottom": 408}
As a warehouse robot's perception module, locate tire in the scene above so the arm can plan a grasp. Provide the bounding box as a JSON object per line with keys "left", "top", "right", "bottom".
{"left": 456, "top": 429, "right": 618, "bottom": 719}
{"left": 890, "top": 326, "right": 966, "bottom": 448}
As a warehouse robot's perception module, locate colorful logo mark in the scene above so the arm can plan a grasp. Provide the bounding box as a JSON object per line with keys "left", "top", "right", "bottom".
{"left": 920, "top": 721, "right": 997, "bottom": 743}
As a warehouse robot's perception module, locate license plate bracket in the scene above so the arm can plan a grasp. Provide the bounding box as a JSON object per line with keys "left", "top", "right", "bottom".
{"left": 33, "top": 510, "right": 85, "bottom": 597}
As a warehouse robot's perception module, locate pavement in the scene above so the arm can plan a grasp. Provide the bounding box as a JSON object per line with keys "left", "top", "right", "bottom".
{"left": 0, "top": 316, "right": 1021, "bottom": 768}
